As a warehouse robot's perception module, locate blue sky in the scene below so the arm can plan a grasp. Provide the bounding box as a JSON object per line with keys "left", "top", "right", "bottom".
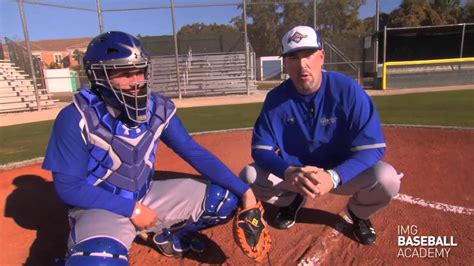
{"left": 1, "top": 0, "right": 402, "bottom": 41}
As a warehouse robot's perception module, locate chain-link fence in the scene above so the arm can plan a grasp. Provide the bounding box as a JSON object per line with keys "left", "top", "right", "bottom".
{"left": 5, "top": 0, "right": 472, "bottom": 109}
{"left": 3, "top": 37, "right": 44, "bottom": 89}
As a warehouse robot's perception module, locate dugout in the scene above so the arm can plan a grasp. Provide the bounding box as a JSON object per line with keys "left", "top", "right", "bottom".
{"left": 383, "top": 23, "right": 474, "bottom": 61}
{"left": 372, "top": 23, "right": 474, "bottom": 89}
{"left": 257, "top": 56, "right": 283, "bottom": 81}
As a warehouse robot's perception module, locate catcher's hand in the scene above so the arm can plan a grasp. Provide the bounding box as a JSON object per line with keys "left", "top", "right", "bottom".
{"left": 233, "top": 201, "right": 271, "bottom": 262}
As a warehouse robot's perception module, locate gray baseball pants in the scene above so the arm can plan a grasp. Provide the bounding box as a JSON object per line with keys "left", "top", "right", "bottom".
{"left": 239, "top": 161, "right": 402, "bottom": 219}
{"left": 67, "top": 178, "right": 208, "bottom": 250}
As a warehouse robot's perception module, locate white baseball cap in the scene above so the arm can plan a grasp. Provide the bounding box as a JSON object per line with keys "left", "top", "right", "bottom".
{"left": 281, "top": 26, "right": 323, "bottom": 56}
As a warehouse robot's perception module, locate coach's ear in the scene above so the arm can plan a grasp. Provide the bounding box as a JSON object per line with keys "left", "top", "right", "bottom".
{"left": 318, "top": 49, "right": 325, "bottom": 67}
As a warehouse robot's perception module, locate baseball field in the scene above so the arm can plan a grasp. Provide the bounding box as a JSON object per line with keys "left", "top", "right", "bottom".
{"left": 0, "top": 89, "right": 473, "bottom": 265}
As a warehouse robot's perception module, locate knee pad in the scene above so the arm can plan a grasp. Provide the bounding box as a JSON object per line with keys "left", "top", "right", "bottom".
{"left": 66, "top": 237, "right": 129, "bottom": 266}
{"left": 158, "top": 184, "right": 239, "bottom": 242}
{"left": 164, "top": 183, "right": 239, "bottom": 238}
{"left": 202, "top": 183, "right": 239, "bottom": 219}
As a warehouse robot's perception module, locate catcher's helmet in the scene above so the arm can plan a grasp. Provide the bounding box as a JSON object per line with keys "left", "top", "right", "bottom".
{"left": 83, "top": 31, "right": 152, "bottom": 124}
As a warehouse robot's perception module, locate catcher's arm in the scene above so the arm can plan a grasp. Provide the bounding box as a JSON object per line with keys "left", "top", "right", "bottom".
{"left": 241, "top": 188, "right": 258, "bottom": 208}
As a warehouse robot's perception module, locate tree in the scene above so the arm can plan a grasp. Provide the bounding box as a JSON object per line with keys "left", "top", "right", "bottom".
{"left": 462, "top": 0, "right": 474, "bottom": 22}
{"left": 316, "top": 0, "right": 367, "bottom": 38}
{"left": 46, "top": 62, "right": 60, "bottom": 69}
{"left": 231, "top": 0, "right": 367, "bottom": 57}
{"left": 279, "top": 1, "right": 313, "bottom": 37}
{"left": 431, "top": 0, "right": 462, "bottom": 24}
{"left": 72, "top": 49, "right": 84, "bottom": 65}
{"left": 389, "top": 0, "right": 444, "bottom": 27}
{"left": 232, "top": 1, "right": 281, "bottom": 56}
{"left": 178, "top": 23, "right": 238, "bottom": 35}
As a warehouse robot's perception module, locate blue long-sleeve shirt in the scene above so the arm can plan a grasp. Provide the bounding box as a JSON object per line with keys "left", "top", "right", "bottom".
{"left": 43, "top": 104, "right": 249, "bottom": 217}
{"left": 251, "top": 71, "right": 386, "bottom": 184}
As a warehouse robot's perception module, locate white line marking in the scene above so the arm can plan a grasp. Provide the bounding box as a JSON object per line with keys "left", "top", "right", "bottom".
{"left": 382, "top": 123, "right": 474, "bottom": 130}
{"left": 0, "top": 157, "right": 44, "bottom": 171}
{"left": 298, "top": 212, "right": 352, "bottom": 266}
{"left": 298, "top": 194, "right": 473, "bottom": 265}
{"left": 395, "top": 193, "right": 474, "bottom": 215}
{"left": 189, "top": 127, "right": 252, "bottom": 136}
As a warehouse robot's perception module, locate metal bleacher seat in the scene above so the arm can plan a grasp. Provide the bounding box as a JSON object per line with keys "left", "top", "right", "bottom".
{"left": 151, "top": 52, "right": 257, "bottom": 98}
{"left": 0, "top": 59, "right": 58, "bottom": 113}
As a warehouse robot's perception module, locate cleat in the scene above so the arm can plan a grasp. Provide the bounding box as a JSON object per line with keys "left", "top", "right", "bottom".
{"left": 188, "top": 235, "right": 206, "bottom": 254}
{"left": 153, "top": 230, "right": 189, "bottom": 258}
{"left": 153, "top": 230, "right": 207, "bottom": 257}
{"left": 274, "top": 193, "right": 306, "bottom": 229}
{"left": 347, "top": 208, "right": 377, "bottom": 245}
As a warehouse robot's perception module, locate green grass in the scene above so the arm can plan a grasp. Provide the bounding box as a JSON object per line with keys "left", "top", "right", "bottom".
{"left": 0, "top": 120, "right": 55, "bottom": 164}
{"left": 373, "top": 90, "right": 474, "bottom": 127}
{"left": 0, "top": 90, "right": 473, "bottom": 165}
{"left": 177, "top": 103, "right": 262, "bottom": 132}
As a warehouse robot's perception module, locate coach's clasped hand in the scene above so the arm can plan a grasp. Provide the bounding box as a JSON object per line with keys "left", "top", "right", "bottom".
{"left": 282, "top": 166, "right": 335, "bottom": 198}
{"left": 282, "top": 166, "right": 317, "bottom": 198}
{"left": 131, "top": 202, "right": 158, "bottom": 230}
{"left": 307, "top": 170, "right": 334, "bottom": 196}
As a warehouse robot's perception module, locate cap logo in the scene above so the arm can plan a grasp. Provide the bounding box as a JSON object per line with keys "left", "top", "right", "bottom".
{"left": 288, "top": 31, "right": 308, "bottom": 44}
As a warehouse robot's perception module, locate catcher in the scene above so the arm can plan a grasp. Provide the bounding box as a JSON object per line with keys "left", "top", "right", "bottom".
{"left": 43, "top": 31, "right": 269, "bottom": 265}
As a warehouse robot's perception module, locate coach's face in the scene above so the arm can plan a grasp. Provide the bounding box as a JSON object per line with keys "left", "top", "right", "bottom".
{"left": 284, "top": 49, "right": 325, "bottom": 95}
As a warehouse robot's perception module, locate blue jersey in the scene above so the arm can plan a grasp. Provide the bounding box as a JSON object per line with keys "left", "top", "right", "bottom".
{"left": 43, "top": 90, "right": 249, "bottom": 217}
{"left": 252, "top": 71, "right": 386, "bottom": 184}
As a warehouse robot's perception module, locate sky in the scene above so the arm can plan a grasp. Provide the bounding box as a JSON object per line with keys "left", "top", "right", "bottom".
{"left": 0, "top": 0, "right": 403, "bottom": 41}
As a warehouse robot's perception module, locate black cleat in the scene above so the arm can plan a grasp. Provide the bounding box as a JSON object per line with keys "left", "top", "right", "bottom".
{"left": 347, "top": 208, "right": 377, "bottom": 245}
{"left": 153, "top": 230, "right": 206, "bottom": 258}
{"left": 153, "top": 230, "right": 189, "bottom": 258}
{"left": 274, "top": 193, "right": 306, "bottom": 229}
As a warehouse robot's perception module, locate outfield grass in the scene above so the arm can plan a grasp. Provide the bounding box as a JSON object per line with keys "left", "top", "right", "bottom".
{"left": 374, "top": 90, "right": 474, "bottom": 127}
{"left": 0, "top": 103, "right": 264, "bottom": 165}
{"left": 0, "top": 120, "right": 55, "bottom": 165}
{"left": 178, "top": 103, "right": 263, "bottom": 132}
{"left": 0, "top": 90, "right": 473, "bottom": 165}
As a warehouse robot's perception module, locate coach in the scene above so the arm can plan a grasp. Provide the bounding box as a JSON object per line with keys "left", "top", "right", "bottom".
{"left": 240, "top": 25, "right": 403, "bottom": 245}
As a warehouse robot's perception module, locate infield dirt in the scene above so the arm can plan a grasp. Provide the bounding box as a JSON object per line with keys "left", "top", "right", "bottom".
{"left": 0, "top": 127, "right": 472, "bottom": 265}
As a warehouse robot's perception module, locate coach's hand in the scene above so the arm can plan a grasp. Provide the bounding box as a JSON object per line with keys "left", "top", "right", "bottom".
{"left": 131, "top": 202, "right": 158, "bottom": 230}
{"left": 282, "top": 166, "right": 320, "bottom": 198}
{"left": 304, "top": 170, "right": 333, "bottom": 196}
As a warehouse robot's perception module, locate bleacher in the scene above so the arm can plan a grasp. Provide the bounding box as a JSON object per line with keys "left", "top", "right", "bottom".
{"left": 151, "top": 52, "right": 257, "bottom": 98}
{"left": 0, "top": 60, "right": 57, "bottom": 113}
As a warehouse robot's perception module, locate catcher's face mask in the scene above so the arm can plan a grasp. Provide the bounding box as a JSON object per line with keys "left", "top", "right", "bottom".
{"left": 83, "top": 31, "right": 152, "bottom": 124}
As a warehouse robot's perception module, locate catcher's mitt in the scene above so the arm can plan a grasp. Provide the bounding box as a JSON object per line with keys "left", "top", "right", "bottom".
{"left": 233, "top": 201, "right": 271, "bottom": 262}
